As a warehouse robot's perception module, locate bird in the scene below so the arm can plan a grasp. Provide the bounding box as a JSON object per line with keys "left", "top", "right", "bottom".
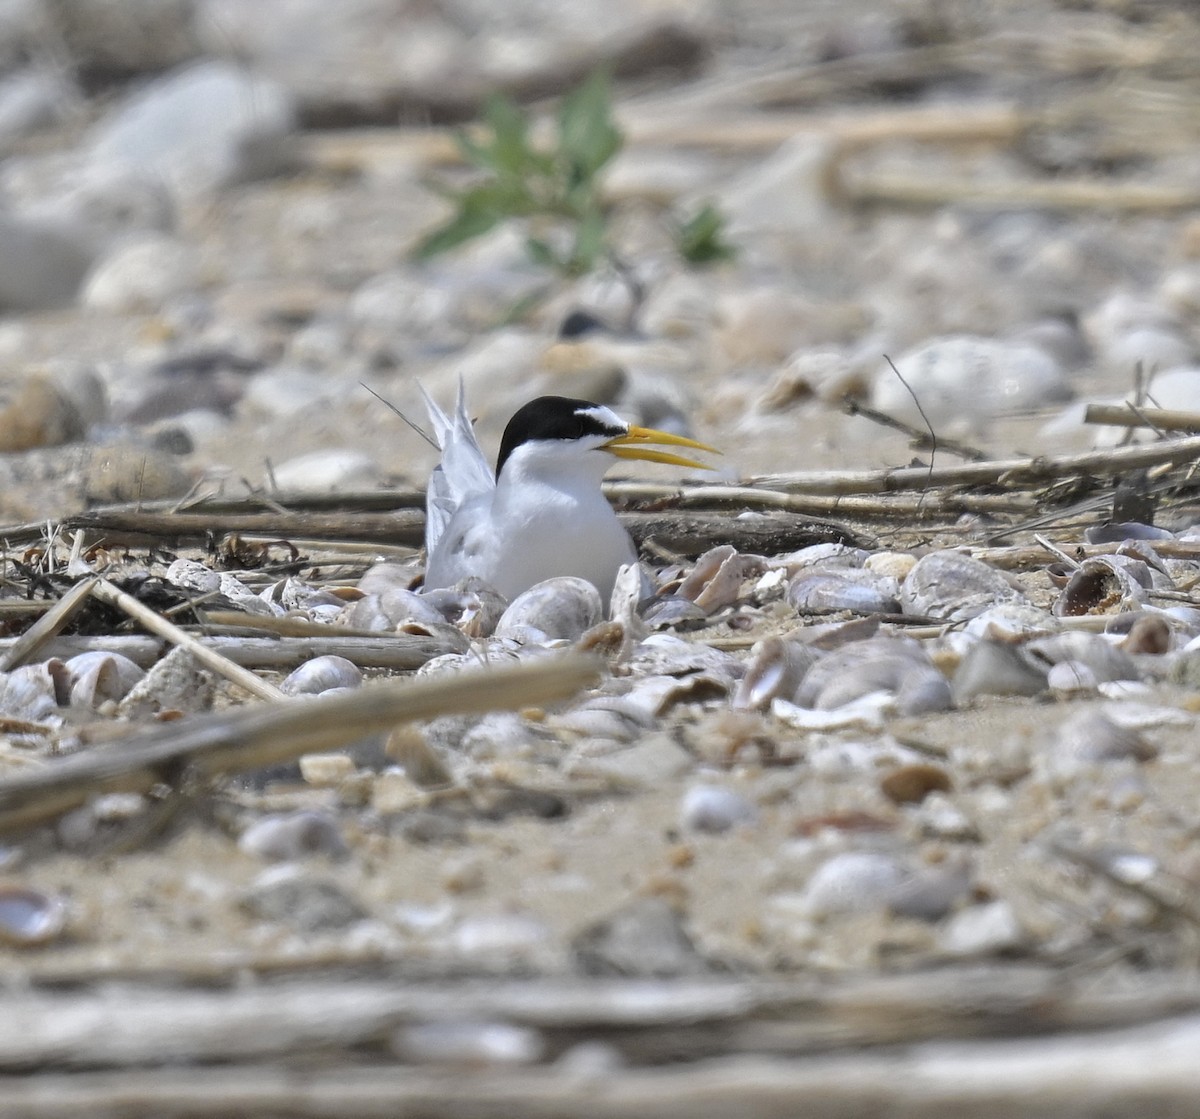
{"left": 419, "top": 382, "right": 718, "bottom": 603}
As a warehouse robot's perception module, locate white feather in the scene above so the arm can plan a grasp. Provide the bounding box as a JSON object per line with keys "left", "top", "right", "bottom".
{"left": 419, "top": 378, "right": 495, "bottom": 557}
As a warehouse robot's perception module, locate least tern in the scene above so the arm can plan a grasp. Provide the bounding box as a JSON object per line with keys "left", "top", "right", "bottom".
{"left": 420, "top": 384, "right": 718, "bottom": 602}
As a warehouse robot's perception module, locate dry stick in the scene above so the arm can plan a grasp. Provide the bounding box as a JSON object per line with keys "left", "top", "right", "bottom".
{"left": 0, "top": 654, "right": 600, "bottom": 833}
{"left": 89, "top": 579, "right": 286, "bottom": 702}
{"left": 754, "top": 432, "right": 1200, "bottom": 494}
{"left": 1033, "top": 533, "right": 1082, "bottom": 571}
{"left": 0, "top": 576, "right": 97, "bottom": 671}
{"left": 1085, "top": 403, "right": 1200, "bottom": 433}
{"left": 840, "top": 169, "right": 1200, "bottom": 213}
{"left": 0, "top": 634, "right": 467, "bottom": 671}
{"left": 843, "top": 399, "right": 989, "bottom": 461}
{"left": 968, "top": 538, "right": 1200, "bottom": 572}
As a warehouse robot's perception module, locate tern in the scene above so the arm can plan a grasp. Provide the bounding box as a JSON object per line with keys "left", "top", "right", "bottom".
{"left": 420, "top": 384, "right": 718, "bottom": 602}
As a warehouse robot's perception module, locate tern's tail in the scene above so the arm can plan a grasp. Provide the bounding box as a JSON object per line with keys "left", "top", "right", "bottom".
{"left": 419, "top": 377, "right": 495, "bottom": 557}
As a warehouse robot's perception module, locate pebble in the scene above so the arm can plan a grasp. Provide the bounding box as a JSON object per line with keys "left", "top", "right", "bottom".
{"left": 298, "top": 753, "right": 357, "bottom": 787}
{"left": 572, "top": 898, "right": 709, "bottom": 977}
{"left": 238, "top": 811, "right": 349, "bottom": 862}
{"left": 87, "top": 60, "right": 296, "bottom": 202}
{"left": 796, "top": 851, "right": 908, "bottom": 918}
{"left": 392, "top": 1021, "right": 545, "bottom": 1067}
{"left": 82, "top": 234, "right": 200, "bottom": 313}
{"left": 241, "top": 867, "right": 365, "bottom": 930}
{"left": 270, "top": 449, "right": 380, "bottom": 492}
{"left": 0, "top": 885, "right": 67, "bottom": 947}
{"left": 679, "top": 784, "right": 758, "bottom": 834}
{"left": 0, "top": 211, "right": 96, "bottom": 311}
{"left": 939, "top": 899, "right": 1025, "bottom": 956}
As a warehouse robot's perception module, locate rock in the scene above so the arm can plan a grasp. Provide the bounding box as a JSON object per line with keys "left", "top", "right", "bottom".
{"left": 0, "top": 212, "right": 95, "bottom": 311}
{"left": 679, "top": 784, "right": 758, "bottom": 834}
{"left": 573, "top": 898, "right": 709, "bottom": 977}
{"left": 939, "top": 899, "right": 1025, "bottom": 956}
{"left": 0, "top": 69, "right": 70, "bottom": 145}
{"left": 270, "top": 449, "right": 380, "bottom": 492}
{"left": 872, "top": 334, "right": 1070, "bottom": 432}
{"left": 49, "top": 0, "right": 198, "bottom": 79}
{"left": 82, "top": 234, "right": 200, "bottom": 312}
{"left": 241, "top": 868, "right": 366, "bottom": 930}
{"left": 87, "top": 60, "right": 296, "bottom": 202}
{"left": 797, "top": 851, "right": 908, "bottom": 918}
{"left": 238, "top": 811, "right": 349, "bottom": 862}
{"left": 239, "top": 367, "right": 344, "bottom": 419}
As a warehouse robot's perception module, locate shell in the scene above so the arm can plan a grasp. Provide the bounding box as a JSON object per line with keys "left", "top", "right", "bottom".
{"left": 1025, "top": 632, "right": 1139, "bottom": 683}
{"left": 494, "top": 577, "right": 603, "bottom": 643}
{"left": 677, "top": 546, "right": 765, "bottom": 614}
{"left": 900, "top": 551, "right": 1027, "bottom": 621}
{"left": 794, "top": 635, "right": 946, "bottom": 711}
{"left": 64, "top": 651, "right": 145, "bottom": 708}
{"left": 964, "top": 602, "right": 1059, "bottom": 640}
{"left": 280, "top": 655, "right": 362, "bottom": 696}
{"left": 1054, "top": 709, "right": 1155, "bottom": 765}
{"left": 679, "top": 784, "right": 758, "bottom": 833}
{"left": 952, "top": 638, "right": 1048, "bottom": 704}
{"left": 239, "top": 811, "right": 349, "bottom": 862}
{"left": 1120, "top": 614, "right": 1172, "bottom": 655}
{"left": 641, "top": 595, "right": 708, "bottom": 629}
{"left": 731, "top": 636, "right": 819, "bottom": 711}
{"left": 349, "top": 588, "right": 447, "bottom": 631}
{"left": 1052, "top": 557, "right": 1148, "bottom": 617}
{"left": 0, "top": 884, "right": 66, "bottom": 946}
{"left": 787, "top": 568, "right": 900, "bottom": 616}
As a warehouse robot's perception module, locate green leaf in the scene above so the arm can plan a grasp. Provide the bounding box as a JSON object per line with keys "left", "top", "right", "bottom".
{"left": 675, "top": 202, "right": 736, "bottom": 265}
{"left": 567, "top": 206, "right": 607, "bottom": 275}
{"left": 557, "top": 70, "right": 622, "bottom": 188}
{"left": 482, "top": 94, "right": 534, "bottom": 177}
{"left": 413, "top": 186, "right": 507, "bottom": 259}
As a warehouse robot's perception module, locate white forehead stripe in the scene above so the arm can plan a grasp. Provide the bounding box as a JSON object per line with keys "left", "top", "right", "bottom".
{"left": 576, "top": 404, "right": 627, "bottom": 433}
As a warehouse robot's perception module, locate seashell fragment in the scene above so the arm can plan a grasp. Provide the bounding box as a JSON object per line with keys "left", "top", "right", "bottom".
{"left": 1055, "top": 709, "right": 1155, "bottom": 765}
{"left": 0, "top": 884, "right": 66, "bottom": 946}
{"left": 280, "top": 655, "right": 362, "bottom": 696}
{"left": 679, "top": 784, "right": 757, "bottom": 834}
{"left": 952, "top": 638, "right": 1047, "bottom": 704}
{"left": 65, "top": 652, "right": 145, "bottom": 708}
{"left": 1052, "top": 557, "right": 1148, "bottom": 617}
{"left": 732, "top": 636, "right": 818, "bottom": 711}
{"left": 1025, "top": 632, "right": 1139, "bottom": 683}
{"left": 494, "top": 577, "right": 603, "bottom": 643}
{"left": 795, "top": 635, "right": 946, "bottom": 710}
{"left": 797, "top": 851, "right": 907, "bottom": 917}
{"left": 1121, "top": 614, "right": 1171, "bottom": 655}
{"left": 787, "top": 568, "right": 900, "bottom": 616}
{"left": 239, "top": 811, "right": 349, "bottom": 862}
{"left": 677, "top": 546, "right": 765, "bottom": 614}
{"left": 900, "top": 551, "right": 1027, "bottom": 621}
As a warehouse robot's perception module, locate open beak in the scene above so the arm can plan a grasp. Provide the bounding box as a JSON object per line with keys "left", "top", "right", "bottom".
{"left": 602, "top": 425, "right": 720, "bottom": 471}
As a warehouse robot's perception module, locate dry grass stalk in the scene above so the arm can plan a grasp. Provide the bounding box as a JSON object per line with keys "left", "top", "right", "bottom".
{"left": 90, "top": 579, "right": 285, "bottom": 703}
{"left": 0, "top": 576, "right": 97, "bottom": 671}
{"left": 0, "top": 654, "right": 600, "bottom": 832}
{"left": 0, "top": 634, "right": 468, "bottom": 671}
{"left": 1085, "top": 404, "right": 1200, "bottom": 432}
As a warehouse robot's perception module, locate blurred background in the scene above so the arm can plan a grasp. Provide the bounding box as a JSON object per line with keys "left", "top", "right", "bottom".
{"left": 0, "top": 0, "right": 1199, "bottom": 515}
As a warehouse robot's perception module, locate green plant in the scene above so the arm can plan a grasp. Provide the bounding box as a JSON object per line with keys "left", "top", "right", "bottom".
{"left": 414, "top": 71, "right": 734, "bottom": 277}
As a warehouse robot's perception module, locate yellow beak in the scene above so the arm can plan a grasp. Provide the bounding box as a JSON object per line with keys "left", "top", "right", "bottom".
{"left": 602, "top": 425, "right": 720, "bottom": 471}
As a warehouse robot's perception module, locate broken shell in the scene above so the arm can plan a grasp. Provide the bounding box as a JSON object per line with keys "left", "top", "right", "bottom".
{"left": 795, "top": 635, "right": 946, "bottom": 710}
{"left": 0, "top": 884, "right": 66, "bottom": 946}
{"left": 280, "top": 655, "right": 362, "bottom": 696}
{"left": 1055, "top": 709, "right": 1155, "bottom": 764}
{"left": 677, "top": 546, "right": 765, "bottom": 614}
{"left": 964, "top": 602, "right": 1059, "bottom": 640}
{"left": 1052, "top": 557, "right": 1147, "bottom": 617}
{"left": 642, "top": 594, "right": 709, "bottom": 629}
{"left": 880, "top": 763, "right": 952, "bottom": 805}
{"left": 64, "top": 651, "right": 145, "bottom": 708}
{"left": 731, "top": 636, "right": 819, "bottom": 711}
{"left": 952, "top": 638, "right": 1047, "bottom": 704}
{"left": 1026, "top": 632, "right": 1139, "bottom": 683}
{"left": 495, "top": 577, "right": 603, "bottom": 643}
{"left": 787, "top": 568, "right": 900, "bottom": 616}
{"left": 239, "top": 811, "right": 349, "bottom": 862}
{"left": 900, "top": 551, "right": 1028, "bottom": 620}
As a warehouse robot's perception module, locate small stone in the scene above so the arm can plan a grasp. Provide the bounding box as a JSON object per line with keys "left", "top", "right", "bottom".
{"left": 82, "top": 234, "right": 199, "bottom": 313}
{"left": 880, "top": 763, "right": 952, "bottom": 805}
{"left": 393, "top": 1021, "right": 545, "bottom": 1067}
{"left": 572, "top": 898, "right": 709, "bottom": 977}
{"left": 238, "top": 811, "right": 348, "bottom": 862}
{"left": 939, "top": 899, "right": 1025, "bottom": 956}
{"left": 798, "top": 851, "right": 907, "bottom": 918}
{"left": 270, "top": 449, "right": 379, "bottom": 492}
{"left": 241, "top": 867, "right": 365, "bottom": 930}
{"left": 679, "top": 784, "right": 757, "bottom": 834}
{"left": 298, "top": 753, "right": 356, "bottom": 787}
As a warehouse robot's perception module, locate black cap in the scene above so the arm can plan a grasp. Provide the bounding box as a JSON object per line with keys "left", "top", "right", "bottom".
{"left": 496, "top": 396, "right": 624, "bottom": 478}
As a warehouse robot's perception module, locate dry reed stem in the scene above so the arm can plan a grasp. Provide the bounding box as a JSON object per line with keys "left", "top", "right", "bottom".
{"left": 0, "top": 576, "right": 97, "bottom": 671}
{"left": 90, "top": 579, "right": 285, "bottom": 702}
{"left": 1085, "top": 404, "right": 1200, "bottom": 432}
{"left": 0, "top": 654, "right": 600, "bottom": 832}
